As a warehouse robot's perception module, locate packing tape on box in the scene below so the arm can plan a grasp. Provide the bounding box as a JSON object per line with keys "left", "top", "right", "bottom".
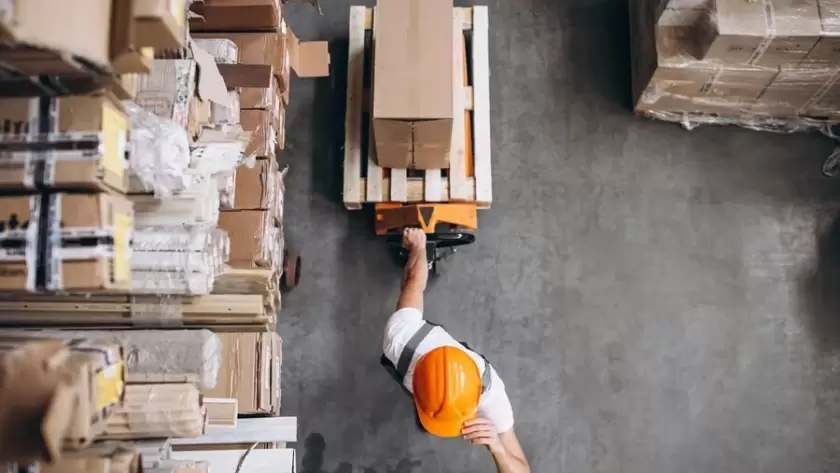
{"left": 746, "top": 0, "right": 777, "bottom": 66}
{"left": 0, "top": 96, "right": 128, "bottom": 191}
{"left": 0, "top": 194, "right": 131, "bottom": 292}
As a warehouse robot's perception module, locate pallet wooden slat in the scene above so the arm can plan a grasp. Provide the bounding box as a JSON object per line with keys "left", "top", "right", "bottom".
{"left": 448, "top": 10, "right": 470, "bottom": 201}
{"left": 343, "top": 6, "right": 367, "bottom": 210}
{"left": 366, "top": 6, "right": 384, "bottom": 203}
{"left": 472, "top": 7, "right": 493, "bottom": 206}
{"left": 170, "top": 417, "right": 298, "bottom": 446}
{"left": 391, "top": 168, "right": 408, "bottom": 202}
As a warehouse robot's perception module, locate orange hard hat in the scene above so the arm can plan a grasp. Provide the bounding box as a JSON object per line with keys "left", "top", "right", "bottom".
{"left": 412, "top": 346, "right": 481, "bottom": 438}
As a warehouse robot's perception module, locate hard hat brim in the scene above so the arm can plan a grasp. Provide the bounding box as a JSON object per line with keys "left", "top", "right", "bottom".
{"left": 414, "top": 403, "right": 465, "bottom": 438}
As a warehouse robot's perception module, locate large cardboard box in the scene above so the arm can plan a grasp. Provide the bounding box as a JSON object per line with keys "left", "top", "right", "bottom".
{"left": 203, "top": 332, "right": 280, "bottom": 415}
{"left": 218, "top": 210, "right": 277, "bottom": 268}
{"left": 0, "top": 0, "right": 113, "bottom": 69}
{"left": 752, "top": 67, "right": 838, "bottom": 116}
{"left": 189, "top": 0, "right": 282, "bottom": 32}
{"left": 802, "top": 0, "right": 840, "bottom": 66}
{"left": 233, "top": 159, "right": 279, "bottom": 210}
{"left": 0, "top": 95, "right": 128, "bottom": 193}
{"left": 701, "top": 0, "right": 822, "bottom": 67}
{"left": 0, "top": 193, "right": 133, "bottom": 293}
{"left": 372, "top": 0, "right": 453, "bottom": 170}
{"left": 134, "top": 0, "right": 187, "bottom": 50}
{"left": 0, "top": 337, "right": 125, "bottom": 463}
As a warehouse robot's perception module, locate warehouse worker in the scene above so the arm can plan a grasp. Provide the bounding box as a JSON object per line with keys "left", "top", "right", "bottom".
{"left": 381, "top": 228, "right": 530, "bottom": 473}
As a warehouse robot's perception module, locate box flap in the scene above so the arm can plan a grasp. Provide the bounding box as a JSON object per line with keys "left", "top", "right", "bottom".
{"left": 190, "top": 40, "right": 231, "bottom": 106}
{"left": 287, "top": 27, "right": 330, "bottom": 78}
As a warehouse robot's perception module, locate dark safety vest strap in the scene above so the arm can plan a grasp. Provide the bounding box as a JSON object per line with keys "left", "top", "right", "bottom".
{"left": 381, "top": 322, "right": 492, "bottom": 394}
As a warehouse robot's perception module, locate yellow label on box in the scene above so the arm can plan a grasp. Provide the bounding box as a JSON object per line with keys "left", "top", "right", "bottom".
{"left": 101, "top": 103, "right": 127, "bottom": 182}
{"left": 96, "top": 361, "right": 125, "bottom": 411}
{"left": 113, "top": 213, "right": 131, "bottom": 283}
{"left": 171, "top": 0, "right": 185, "bottom": 27}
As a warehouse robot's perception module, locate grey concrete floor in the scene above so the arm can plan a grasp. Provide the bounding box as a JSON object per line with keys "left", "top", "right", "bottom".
{"left": 278, "top": 1, "right": 840, "bottom": 471}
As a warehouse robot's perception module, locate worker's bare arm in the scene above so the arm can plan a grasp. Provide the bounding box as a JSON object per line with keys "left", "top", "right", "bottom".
{"left": 462, "top": 419, "right": 530, "bottom": 473}
{"left": 396, "top": 229, "right": 428, "bottom": 311}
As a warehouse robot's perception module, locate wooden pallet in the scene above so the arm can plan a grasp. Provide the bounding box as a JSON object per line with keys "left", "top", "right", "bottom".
{"left": 343, "top": 6, "right": 492, "bottom": 210}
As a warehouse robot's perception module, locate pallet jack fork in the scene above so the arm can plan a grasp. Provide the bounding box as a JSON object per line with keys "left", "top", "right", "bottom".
{"left": 375, "top": 203, "right": 478, "bottom": 274}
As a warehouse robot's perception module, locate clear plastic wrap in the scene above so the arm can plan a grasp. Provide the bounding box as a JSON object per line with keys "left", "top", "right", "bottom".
{"left": 37, "top": 443, "right": 141, "bottom": 473}
{"left": 18, "top": 330, "right": 222, "bottom": 390}
{"left": 131, "top": 225, "right": 230, "bottom": 296}
{"left": 131, "top": 177, "right": 221, "bottom": 227}
{"left": 631, "top": 0, "right": 840, "bottom": 132}
{"left": 217, "top": 169, "right": 236, "bottom": 210}
{"left": 101, "top": 383, "right": 204, "bottom": 440}
{"left": 145, "top": 460, "right": 209, "bottom": 473}
{"left": 192, "top": 38, "right": 238, "bottom": 64}
{"left": 210, "top": 89, "right": 240, "bottom": 125}
{"left": 125, "top": 101, "right": 193, "bottom": 197}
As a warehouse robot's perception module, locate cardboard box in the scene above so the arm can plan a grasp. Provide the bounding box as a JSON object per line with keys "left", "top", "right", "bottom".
{"left": 232, "top": 159, "right": 278, "bottom": 210}
{"left": 0, "top": 337, "right": 125, "bottom": 462}
{"left": 372, "top": 0, "right": 453, "bottom": 169}
{"left": 804, "top": 71, "right": 840, "bottom": 118}
{"left": 218, "top": 210, "right": 276, "bottom": 268}
{"left": 110, "top": 0, "right": 153, "bottom": 74}
{"left": 0, "top": 94, "right": 128, "bottom": 193}
{"left": 203, "top": 333, "right": 280, "bottom": 415}
{"left": 702, "top": 0, "right": 822, "bottom": 67}
{"left": 134, "top": 0, "right": 187, "bottom": 50}
{"left": 189, "top": 0, "right": 282, "bottom": 32}
{"left": 802, "top": 0, "right": 840, "bottom": 66}
{"left": 752, "top": 67, "right": 838, "bottom": 116}
{"left": 241, "top": 110, "right": 276, "bottom": 158}
{"left": 0, "top": 0, "right": 113, "bottom": 69}
{"left": 240, "top": 82, "right": 279, "bottom": 110}
{"left": 0, "top": 193, "right": 133, "bottom": 293}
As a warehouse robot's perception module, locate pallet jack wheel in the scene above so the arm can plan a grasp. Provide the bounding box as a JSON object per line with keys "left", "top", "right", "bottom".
{"left": 282, "top": 250, "right": 301, "bottom": 290}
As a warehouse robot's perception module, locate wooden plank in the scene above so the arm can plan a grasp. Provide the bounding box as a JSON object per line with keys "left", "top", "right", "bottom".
{"left": 204, "top": 398, "right": 238, "bottom": 428}
{"left": 364, "top": 7, "right": 473, "bottom": 30}
{"left": 448, "top": 11, "right": 470, "bottom": 201}
{"left": 472, "top": 6, "right": 493, "bottom": 206}
{"left": 172, "top": 449, "right": 295, "bottom": 473}
{"left": 366, "top": 6, "right": 383, "bottom": 202}
{"left": 424, "top": 169, "right": 444, "bottom": 202}
{"left": 391, "top": 168, "right": 407, "bottom": 202}
{"left": 170, "top": 417, "right": 298, "bottom": 446}
{"left": 362, "top": 177, "right": 476, "bottom": 202}
{"left": 343, "top": 6, "right": 366, "bottom": 210}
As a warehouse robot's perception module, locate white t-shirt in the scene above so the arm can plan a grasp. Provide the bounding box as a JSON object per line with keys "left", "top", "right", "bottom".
{"left": 382, "top": 307, "right": 515, "bottom": 433}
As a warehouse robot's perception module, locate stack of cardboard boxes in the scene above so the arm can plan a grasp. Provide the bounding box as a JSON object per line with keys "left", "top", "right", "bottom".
{"left": 0, "top": 2, "right": 317, "bottom": 472}
{"left": 630, "top": 0, "right": 840, "bottom": 128}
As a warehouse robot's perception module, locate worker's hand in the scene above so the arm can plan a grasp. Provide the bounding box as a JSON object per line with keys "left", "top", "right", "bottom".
{"left": 402, "top": 228, "right": 427, "bottom": 253}
{"left": 462, "top": 418, "right": 504, "bottom": 454}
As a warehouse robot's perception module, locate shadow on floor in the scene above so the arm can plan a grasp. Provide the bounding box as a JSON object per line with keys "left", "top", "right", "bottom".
{"left": 800, "top": 212, "right": 840, "bottom": 353}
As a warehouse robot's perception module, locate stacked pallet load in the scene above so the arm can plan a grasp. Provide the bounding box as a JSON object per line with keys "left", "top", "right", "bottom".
{"left": 630, "top": 0, "right": 840, "bottom": 130}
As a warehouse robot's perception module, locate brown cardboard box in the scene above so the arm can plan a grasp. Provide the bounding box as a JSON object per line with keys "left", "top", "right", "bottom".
{"left": 703, "top": 0, "right": 822, "bottom": 67}
{"left": 233, "top": 159, "right": 278, "bottom": 210}
{"left": 0, "top": 337, "right": 126, "bottom": 462}
{"left": 189, "top": 0, "right": 282, "bottom": 32}
{"left": 0, "top": 193, "right": 133, "bottom": 293}
{"left": 218, "top": 210, "right": 275, "bottom": 268}
{"left": 0, "top": 0, "right": 113, "bottom": 69}
{"left": 802, "top": 0, "right": 840, "bottom": 66}
{"left": 240, "top": 82, "right": 279, "bottom": 110}
{"left": 134, "top": 0, "right": 187, "bottom": 49}
{"left": 203, "top": 333, "right": 279, "bottom": 415}
{"left": 752, "top": 67, "right": 838, "bottom": 116}
{"left": 0, "top": 341, "right": 75, "bottom": 464}
{"left": 0, "top": 94, "right": 128, "bottom": 193}
{"left": 241, "top": 110, "right": 276, "bottom": 158}
{"left": 804, "top": 72, "right": 840, "bottom": 118}
{"left": 372, "top": 0, "right": 453, "bottom": 169}
{"left": 110, "top": 0, "right": 153, "bottom": 75}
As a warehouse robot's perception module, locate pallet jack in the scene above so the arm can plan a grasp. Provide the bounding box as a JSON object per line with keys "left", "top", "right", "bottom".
{"left": 375, "top": 203, "right": 478, "bottom": 274}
